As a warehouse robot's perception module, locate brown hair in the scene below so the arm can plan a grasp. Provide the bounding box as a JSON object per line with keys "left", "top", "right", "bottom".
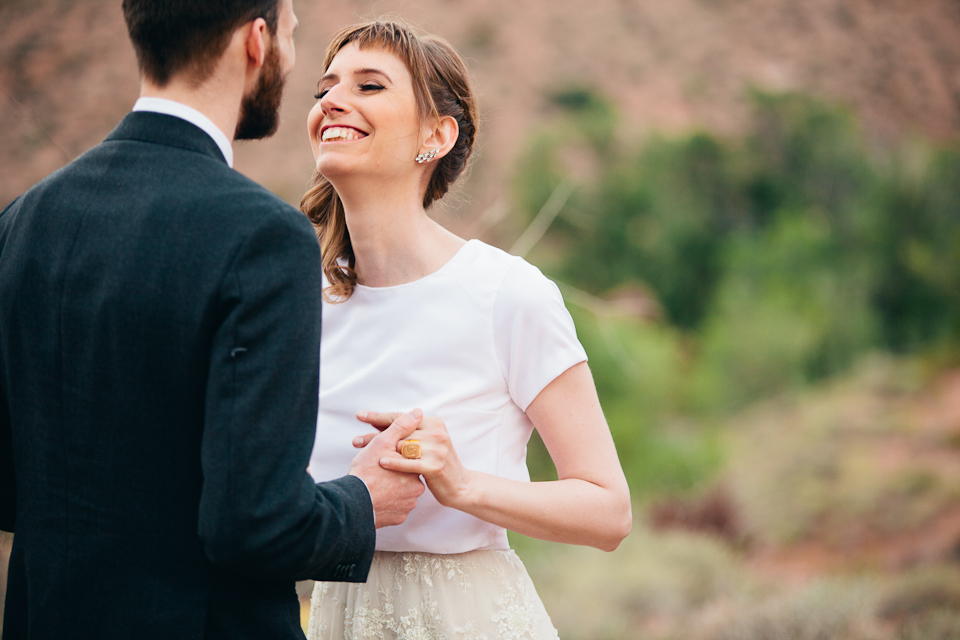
{"left": 299, "top": 20, "right": 479, "bottom": 303}
{"left": 123, "top": 0, "right": 280, "bottom": 86}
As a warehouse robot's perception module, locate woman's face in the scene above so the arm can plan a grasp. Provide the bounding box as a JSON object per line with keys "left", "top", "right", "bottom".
{"left": 307, "top": 43, "right": 422, "bottom": 181}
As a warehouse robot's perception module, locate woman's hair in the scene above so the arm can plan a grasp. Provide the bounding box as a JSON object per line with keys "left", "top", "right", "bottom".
{"left": 300, "top": 20, "right": 479, "bottom": 303}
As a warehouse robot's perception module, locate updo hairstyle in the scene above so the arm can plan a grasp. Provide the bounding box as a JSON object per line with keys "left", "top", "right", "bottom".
{"left": 300, "top": 20, "right": 479, "bottom": 303}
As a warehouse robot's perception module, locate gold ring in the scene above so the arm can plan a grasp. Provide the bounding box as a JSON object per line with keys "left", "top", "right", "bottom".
{"left": 400, "top": 440, "right": 421, "bottom": 460}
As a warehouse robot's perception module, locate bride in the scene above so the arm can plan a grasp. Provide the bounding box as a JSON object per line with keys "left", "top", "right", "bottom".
{"left": 301, "top": 20, "right": 632, "bottom": 640}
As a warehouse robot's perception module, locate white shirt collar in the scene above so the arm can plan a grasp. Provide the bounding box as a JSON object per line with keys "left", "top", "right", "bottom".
{"left": 132, "top": 97, "right": 234, "bottom": 168}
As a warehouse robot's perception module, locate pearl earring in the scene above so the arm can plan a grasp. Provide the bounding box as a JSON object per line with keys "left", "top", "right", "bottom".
{"left": 415, "top": 148, "right": 440, "bottom": 164}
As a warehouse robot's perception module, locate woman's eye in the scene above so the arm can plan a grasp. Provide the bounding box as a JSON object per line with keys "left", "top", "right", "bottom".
{"left": 315, "top": 87, "right": 330, "bottom": 100}
{"left": 359, "top": 83, "right": 385, "bottom": 92}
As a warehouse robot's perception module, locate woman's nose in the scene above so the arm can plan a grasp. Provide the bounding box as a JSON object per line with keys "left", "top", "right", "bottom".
{"left": 320, "top": 85, "right": 348, "bottom": 116}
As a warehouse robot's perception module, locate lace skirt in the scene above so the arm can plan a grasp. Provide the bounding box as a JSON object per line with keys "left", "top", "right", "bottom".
{"left": 307, "top": 549, "right": 560, "bottom": 640}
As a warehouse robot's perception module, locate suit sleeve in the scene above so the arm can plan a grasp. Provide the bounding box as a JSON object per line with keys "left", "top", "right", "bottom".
{"left": 1, "top": 199, "right": 18, "bottom": 533}
{"left": 197, "top": 206, "right": 374, "bottom": 582}
{"left": 0, "top": 379, "right": 13, "bottom": 534}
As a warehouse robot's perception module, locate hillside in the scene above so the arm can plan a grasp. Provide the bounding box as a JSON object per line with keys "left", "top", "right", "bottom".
{"left": 523, "top": 359, "right": 960, "bottom": 640}
{"left": 2, "top": 0, "right": 959, "bottom": 227}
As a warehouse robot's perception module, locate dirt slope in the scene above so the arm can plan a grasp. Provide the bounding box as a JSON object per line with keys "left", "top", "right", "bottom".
{"left": 2, "top": 0, "right": 959, "bottom": 227}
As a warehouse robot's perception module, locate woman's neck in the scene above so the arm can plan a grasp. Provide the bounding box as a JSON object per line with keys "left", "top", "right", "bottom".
{"left": 337, "top": 178, "right": 465, "bottom": 288}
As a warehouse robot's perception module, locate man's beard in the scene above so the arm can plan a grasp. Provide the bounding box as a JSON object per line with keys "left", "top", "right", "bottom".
{"left": 235, "top": 41, "right": 285, "bottom": 141}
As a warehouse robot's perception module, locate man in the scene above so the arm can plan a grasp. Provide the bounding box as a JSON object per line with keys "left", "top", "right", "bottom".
{"left": 0, "top": 0, "right": 425, "bottom": 638}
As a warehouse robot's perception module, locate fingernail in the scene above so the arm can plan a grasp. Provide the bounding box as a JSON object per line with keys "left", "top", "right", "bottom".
{"left": 353, "top": 437, "right": 364, "bottom": 446}
{"left": 380, "top": 458, "right": 390, "bottom": 468}
{"left": 411, "top": 408, "right": 423, "bottom": 419}
{"left": 357, "top": 410, "right": 368, "bottom": 420}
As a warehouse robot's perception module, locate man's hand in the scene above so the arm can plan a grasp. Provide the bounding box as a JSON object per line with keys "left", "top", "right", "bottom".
{"left": 355, "top": 411, "right": 472, "bottom": 510}
{"left": 348, "top": 409, "right": 426, "bottom": 528}
{"left": 0, "top": 531, "right": 12, "bottom": 631}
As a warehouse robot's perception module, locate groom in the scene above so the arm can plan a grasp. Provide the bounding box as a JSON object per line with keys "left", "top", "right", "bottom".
{"left": 0, "top": 0, "right": 425, "bottom": 638}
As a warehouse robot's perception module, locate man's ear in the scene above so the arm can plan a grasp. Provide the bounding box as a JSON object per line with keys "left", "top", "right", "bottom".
{"left": 420, "top": 115, "right": 460, "bottom": 160}
{"left": 243, "top": 17, "right": 270, "bottom": 72}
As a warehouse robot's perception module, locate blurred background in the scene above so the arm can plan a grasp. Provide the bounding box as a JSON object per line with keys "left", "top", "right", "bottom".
{"left": 3, "top": 0, "right": 960, "bottom": 638}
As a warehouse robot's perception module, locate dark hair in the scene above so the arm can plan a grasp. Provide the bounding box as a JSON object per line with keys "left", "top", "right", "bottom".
{"left": 122, "top": 0, "right": 281, "bottom": 86}
{"left": 300, "top": 20, "right": 479, "bottom": 303}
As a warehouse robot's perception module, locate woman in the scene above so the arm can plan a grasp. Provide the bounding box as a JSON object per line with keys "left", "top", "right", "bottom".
{"left": 302, "top": 20, "right": 631, "bottom": 640}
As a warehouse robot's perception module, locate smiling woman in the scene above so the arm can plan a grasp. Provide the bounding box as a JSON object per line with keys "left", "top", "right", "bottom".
{"left": 298, "top": 20, "right": 631, "bottom": 640}
{"left": 301, "top": 21, "right": 477, "bottom": 303}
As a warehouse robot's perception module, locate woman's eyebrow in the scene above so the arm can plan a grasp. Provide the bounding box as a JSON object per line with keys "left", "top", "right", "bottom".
{"left": 319, "top": 68, "right": 393, "bottom": 85}
{"left": 353, "top": 68, "right": 392, "bottom": 83}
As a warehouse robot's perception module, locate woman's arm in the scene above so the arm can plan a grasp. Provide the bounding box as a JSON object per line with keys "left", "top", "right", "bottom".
{"left": 360, "top": 362, "right": 633, "bottom": 551}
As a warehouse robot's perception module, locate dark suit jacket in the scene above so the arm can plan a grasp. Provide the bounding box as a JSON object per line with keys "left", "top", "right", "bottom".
{"left": 0, "top": 112, "right": 374, "bottom": 639}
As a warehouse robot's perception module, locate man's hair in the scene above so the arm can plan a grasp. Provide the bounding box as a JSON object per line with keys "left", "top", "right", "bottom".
{"left": 122, "top": 0, "right": 281, "bottom": 86}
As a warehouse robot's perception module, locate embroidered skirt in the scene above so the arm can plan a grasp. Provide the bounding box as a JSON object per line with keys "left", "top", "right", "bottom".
{"left": 307, "top": 549, "right": 560, "bottom": 640}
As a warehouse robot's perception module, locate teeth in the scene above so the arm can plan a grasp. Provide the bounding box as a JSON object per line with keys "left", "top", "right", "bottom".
{"left": 321, "top": 126, "right": 365, "bottom": 142}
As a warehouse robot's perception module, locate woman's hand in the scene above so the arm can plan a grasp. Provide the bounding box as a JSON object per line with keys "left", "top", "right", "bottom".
{"left": 353, "top": 363, "right": 632, "bottom": 552}
{"left": 353, "top": 411, "right": 474, "bottom": 510}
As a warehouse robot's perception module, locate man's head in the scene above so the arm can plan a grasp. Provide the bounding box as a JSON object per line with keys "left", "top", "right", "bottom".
{"left": 122, "top": 0, "right": 282, "bottom": 87}
{"left": 124, "top": 0, "right": 297, "bottom": 140}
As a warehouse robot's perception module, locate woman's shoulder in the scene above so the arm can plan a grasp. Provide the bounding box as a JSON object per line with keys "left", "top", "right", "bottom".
{"left": 459, "top": 240, "right": 554, "bottom": 290}
{"left": 410, "top": 239, "right": 561, "bottom": 324}
{"left": 459, "top": 239, "right": 519, "bottom": 268}
{"left": 443, "top": 240, "right": 563, "bottom": 315}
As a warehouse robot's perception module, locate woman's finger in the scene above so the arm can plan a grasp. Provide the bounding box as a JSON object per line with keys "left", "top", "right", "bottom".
{"left": 380, "top": 456, "right": 426, "bottom": 475}
{"left": 396, "top": 438, "right": 424, "bottom": 459}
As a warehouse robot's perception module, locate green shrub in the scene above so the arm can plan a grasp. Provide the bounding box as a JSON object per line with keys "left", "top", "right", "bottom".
{"left": 515, "top": 89, "right": 960, "bottom": 509}
{"left": 513, "top": 90, "right": 960, "bottom": 418}
{"left": 869, "top": 145, "right": 960, "bottom": 351}
{"left": 692, "top": 211, "right": 877, "bottom": 409}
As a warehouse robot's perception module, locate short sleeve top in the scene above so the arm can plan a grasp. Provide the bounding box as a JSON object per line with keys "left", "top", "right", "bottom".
{"left": 308, "top": 240, "right": 587, "bottom": 553}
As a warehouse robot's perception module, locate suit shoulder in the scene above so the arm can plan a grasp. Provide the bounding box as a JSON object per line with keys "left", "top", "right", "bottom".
{"left": 0, "top": 196, "right": 21, "bottom": 220}
{"left": 131, "top": 151, "right": 316, "bottom": 244}
{"left": 199, "top": 166, "right": 310, "bottom": 231}
{"left": 0, "top": 196, "right": 22, "bottom": 247}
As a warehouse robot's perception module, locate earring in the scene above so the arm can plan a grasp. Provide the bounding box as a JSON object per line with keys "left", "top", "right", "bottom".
{"left": 415, "top": 148, "right": 440, "bottom": 164}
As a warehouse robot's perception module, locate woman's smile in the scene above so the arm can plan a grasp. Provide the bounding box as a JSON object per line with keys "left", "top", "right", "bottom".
{"left": 320, "top": 125, "right": 368, "bottom": 143}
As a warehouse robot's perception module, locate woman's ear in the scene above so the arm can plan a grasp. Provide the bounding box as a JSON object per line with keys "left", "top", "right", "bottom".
{"left": 420, "top": 115, "right": 460, "bottom": 160}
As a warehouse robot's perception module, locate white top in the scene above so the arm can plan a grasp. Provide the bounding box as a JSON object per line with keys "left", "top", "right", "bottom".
{"left": 308, "top": 240, "right": 588, "bottom": 553}
{"left": 132, "top": 97, "right": 234, "bottom": 168}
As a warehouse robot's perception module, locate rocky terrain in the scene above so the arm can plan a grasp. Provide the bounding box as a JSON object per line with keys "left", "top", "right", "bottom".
{"left": 2, "top": 0, "right": 959, "bottom": 228}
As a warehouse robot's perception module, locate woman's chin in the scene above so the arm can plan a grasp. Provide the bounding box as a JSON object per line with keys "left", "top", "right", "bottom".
{"left": 316, "top": 156, "right": 402, "bottom": 185}
{"left": 315, "top": 157, "right": 357, "bottom": 180}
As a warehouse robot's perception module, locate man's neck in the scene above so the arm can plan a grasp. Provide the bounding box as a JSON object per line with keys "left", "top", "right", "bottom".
{"left": 133, "top": 97, "right": 235, "bottom": 167}
{"left": 140, "top": 74, "right": 244, "bottom": 145}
